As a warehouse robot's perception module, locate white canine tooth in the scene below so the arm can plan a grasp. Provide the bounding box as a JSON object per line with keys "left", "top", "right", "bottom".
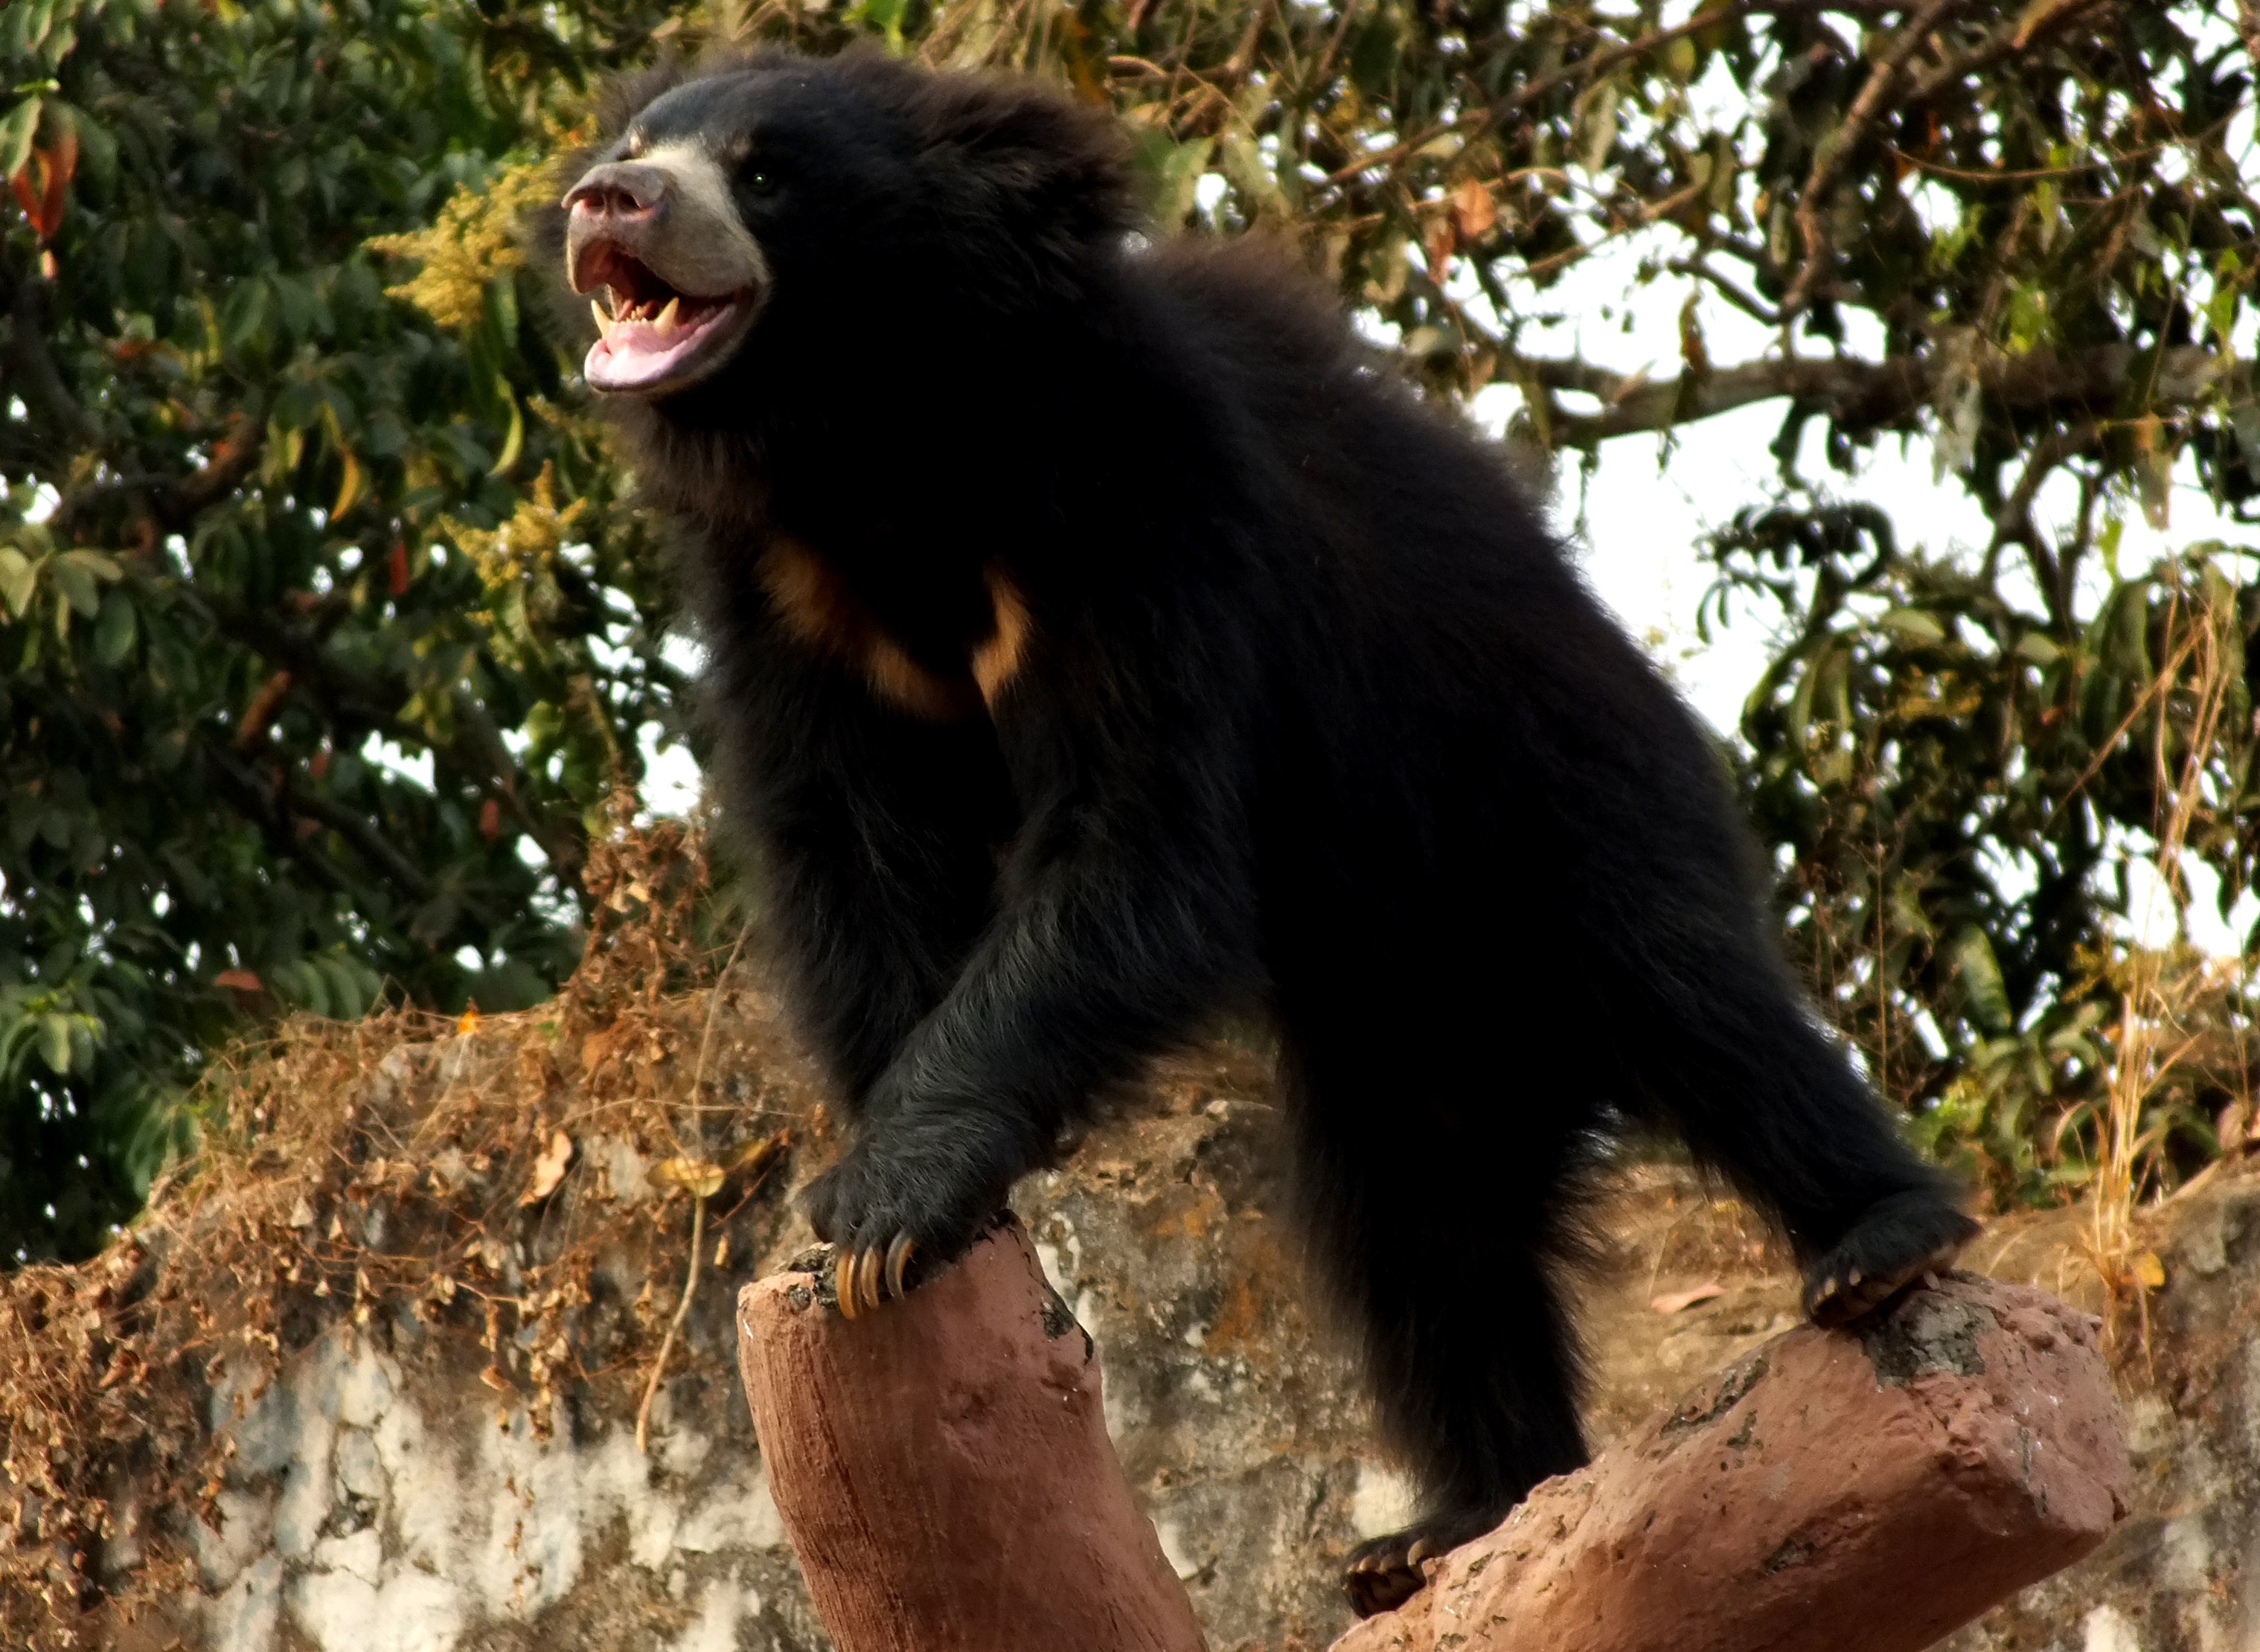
{"left": 654, "top": 296, "right": 681, "bottom": 334}
{"left": 590, "top": 298, "right": 613, "bottom": 338}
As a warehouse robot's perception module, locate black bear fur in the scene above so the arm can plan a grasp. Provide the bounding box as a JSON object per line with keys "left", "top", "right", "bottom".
{"left": 543, "top": 48, "right": 1979, "bottom": 1615}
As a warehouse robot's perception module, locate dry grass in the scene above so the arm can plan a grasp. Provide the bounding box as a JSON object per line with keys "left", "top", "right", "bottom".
{"left": 2072, "top": 576, "right": 2253, "bottom": 1350}
{"left": 0, "top": 812, "right": 822, "bottom": 1650}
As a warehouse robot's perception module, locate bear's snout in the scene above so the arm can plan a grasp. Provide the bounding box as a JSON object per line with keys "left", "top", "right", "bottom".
{"left": 564, "top": 161, "right": 673, "bottom": 224}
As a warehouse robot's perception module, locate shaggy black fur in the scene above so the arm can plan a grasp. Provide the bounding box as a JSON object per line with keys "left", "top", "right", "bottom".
{"left": 545, "top": 48, "right": 1979, "bottom": 1614}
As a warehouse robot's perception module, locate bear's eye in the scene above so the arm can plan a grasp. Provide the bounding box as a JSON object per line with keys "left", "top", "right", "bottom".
{"left": 744, "top": 167, "right": 778, "bottom": 194}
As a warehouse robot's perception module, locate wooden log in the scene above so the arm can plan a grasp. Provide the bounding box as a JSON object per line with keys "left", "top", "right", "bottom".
{"left": 738, "top": 1228, "right": 2128, "bottom": 1652}
{"left": 735, "top": 1216, "right": 1207, "bottom": 1652}
{"left": 1333, "top": 1274, "right": 2131, "bottom": 1652}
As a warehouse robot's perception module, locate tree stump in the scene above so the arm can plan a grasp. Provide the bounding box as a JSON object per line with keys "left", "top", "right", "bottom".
{"left": 735, "top": 1217, "right": 1206, "bottom": 1652}
{"left": 737, "top": 1225, "right": 2129, "bottom": 1652}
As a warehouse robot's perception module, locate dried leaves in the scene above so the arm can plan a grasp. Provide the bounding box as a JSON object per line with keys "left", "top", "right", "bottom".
{"left": 0, "top": 825, "right": 810, "bottom": 1648}
{"left": 521, "top": 1130, "right": 577, "bottom": 1206}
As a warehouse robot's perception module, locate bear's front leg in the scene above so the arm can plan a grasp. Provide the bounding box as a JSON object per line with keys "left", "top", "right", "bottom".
{"left": 798, "top": 650, "right": 1263, "bottom": 1317}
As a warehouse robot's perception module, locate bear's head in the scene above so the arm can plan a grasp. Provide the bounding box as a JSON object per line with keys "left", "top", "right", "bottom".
{"left": 555, "top": 50, "right": 1136, "bottom": 406}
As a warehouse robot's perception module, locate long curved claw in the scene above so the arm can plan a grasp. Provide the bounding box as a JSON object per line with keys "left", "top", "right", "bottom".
{"left": 833, "top": 1248, "right": 860, "bottom": 1319}
{"left": 884, "top": 1234, "right": 917, "bottom": 1302}
{"left": 854, "top": 1246, "right": 882, "bottom": 1316}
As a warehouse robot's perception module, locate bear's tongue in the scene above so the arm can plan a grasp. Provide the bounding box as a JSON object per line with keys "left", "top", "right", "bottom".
{"left": 586, "top": 295, "right": 734, "bottom": 393}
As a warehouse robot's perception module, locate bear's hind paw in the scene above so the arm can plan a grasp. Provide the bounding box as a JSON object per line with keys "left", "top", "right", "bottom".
{"left": 1803, "top": 1190, "right": 1982, "bottom": 1328}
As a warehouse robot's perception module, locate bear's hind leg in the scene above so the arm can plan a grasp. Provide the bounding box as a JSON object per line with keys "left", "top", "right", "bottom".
{"left": 1332, "top": 1230, "right": 1587, "bottom": 1617}
{"left": 1617, "top": 952, "right": 1979, "bottom": 1326}
{"left": 1280, "top": 1032, "right": 1591, "bottom": 1619}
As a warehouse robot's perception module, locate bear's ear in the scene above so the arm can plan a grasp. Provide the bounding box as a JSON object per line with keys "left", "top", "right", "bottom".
{"left": 589, "top": 55, "right": 694, "bottom": 142}
{"left": 910, "top": 74, "right": 1139, "bottom": 246}
{"left": 587, "top": 46, "right": 788, "bottom": 144}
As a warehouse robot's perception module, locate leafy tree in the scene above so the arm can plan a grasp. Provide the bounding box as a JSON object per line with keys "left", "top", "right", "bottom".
{"left": 7, "top": 0, "right": 2256, "bottom": 1259}
{"left": 0, "top": 0, "right": 690, "bottom": 1261}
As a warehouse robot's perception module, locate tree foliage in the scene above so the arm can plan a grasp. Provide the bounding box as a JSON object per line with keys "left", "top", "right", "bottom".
{"left": 6, "top": 0, "right": 2257, "bottom": 1258}
{"left": 0, "top": 0, "right": 688, "bottom": 1261}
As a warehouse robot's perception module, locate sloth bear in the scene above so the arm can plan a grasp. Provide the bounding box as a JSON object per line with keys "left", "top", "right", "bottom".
{"left": 551, "top": 48, "right": 1979, "bottom": 1615}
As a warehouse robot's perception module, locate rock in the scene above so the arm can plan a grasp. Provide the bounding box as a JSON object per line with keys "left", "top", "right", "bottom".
{"left": 1332, "top": 1276, "right": 2129, "bottom": 1652}
{"left": 1942, "top": 1179, "right": 2260, "bottom": 1652}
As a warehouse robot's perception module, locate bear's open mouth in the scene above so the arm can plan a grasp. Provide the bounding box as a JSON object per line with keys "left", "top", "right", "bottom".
{"left": 576, "top": 242, "right": 761, "bottom": 397}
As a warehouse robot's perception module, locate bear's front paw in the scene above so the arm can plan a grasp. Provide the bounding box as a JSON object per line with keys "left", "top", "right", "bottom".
{"left": 798, "top": 1139, "right": 1010, "bottom": 1317}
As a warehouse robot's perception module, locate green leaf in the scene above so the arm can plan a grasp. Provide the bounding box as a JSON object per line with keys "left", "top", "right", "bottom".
{"left": 0, "top": 546, "right": 35, "bottom": 617}
{"left": 39, "top": 1014, "right": 72, "bottom": 1075}
{"left": 48, "top": 554, "right": 99, "bottom": 618}
{"left": 93, "top": 591, "right": 135, "bottom": 666}
{"left": 293, "top": 961, "right": 338, "bottom": 1019}
{"left": 1944, "top": 928, "right": 2014, "bottom": 1036}
{"left": 844, "top": 0, "right": 907, "bottom": 49}
{"left": 316, "top": 954, "right": 381, "bottom": 1018}
{"left": 0, "top": 97, "right": 40, "bottom": 182}
{"left": 1128, "top": 129, "right": 1214, "bottom": 228}
{"left": 223, "top": 276, "right": 272, "bottom": 355}
{"left": 1880, "top": 607, "right": 1946, "bottom": 645}
{"left": 1575, "top": 82, "right": 1621, "bottom": 173}
{"left": 1348, "top": 12, "right": 1401, "bottom": 93}
{"left": 488, "top": 389, "right": 524, "bottom": 478}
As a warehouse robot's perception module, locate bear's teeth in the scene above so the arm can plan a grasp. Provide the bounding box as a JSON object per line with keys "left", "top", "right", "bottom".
{"left": 590, "top": 298, "right": 613, "bottom": 338}
{"left": 653, "top": 297, "right": 681, "bottom": 334}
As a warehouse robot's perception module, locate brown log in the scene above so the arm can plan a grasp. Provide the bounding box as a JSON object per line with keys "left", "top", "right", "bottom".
{"left": 735, "top": 1217, "right": 1208, "bottom": 1652}
{"left": 1332, "top": 1274, "right": 2131, "bottom": 1652}
{"left": 738, "top": 1229, "right": 2128, "bottom": 1652}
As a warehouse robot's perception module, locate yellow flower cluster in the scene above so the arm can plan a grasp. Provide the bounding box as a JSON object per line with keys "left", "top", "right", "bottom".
{"left": 366, "top": 158, "right": 558, "bottom": 333}
{"left": 447, "top": 461, "right": 589, "bottom": 595}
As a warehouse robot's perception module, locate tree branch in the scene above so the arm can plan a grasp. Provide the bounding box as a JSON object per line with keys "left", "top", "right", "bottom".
{"left": 1982, "top": 418, "right": 2098, "bottom": 626}
{"left": 4, "top": 273, "right": 101, "bottom": 455}
{"left": 185, "top": 589, "right": 588, "bottom": 889}
{"left": 281, "top": 783, "right": 444, "bottom": 906}
{"left": 47, "top": 394, "right": 588, "bottom": 887}
{"left": 1520, "top": 342, "right": 2227, "bottom": 449}
{"left": 51, "top": 414, "right": 269, "bottom": 542}
{"left": 1674, "top": 253, "right": 1784, "bottom": 326}
{"left": 208, "top": 734, "right": 516, "bottom": 939}
{"left": 1325, "top": 0, "right": 1899, "bottom": 188}
{"left": 1898, "top": 0, "right": 2114, "bottom": 109}
{"left": 1780, "top": 0, "right": 1962, "bottom": 321}
{"left": 444, "top": 686, "right": 586, "bottom": 880}
{"left": 201, "top": 742, "right": 379, "bottom": 910}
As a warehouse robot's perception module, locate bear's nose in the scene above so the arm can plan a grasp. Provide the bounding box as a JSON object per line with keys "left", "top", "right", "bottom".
{"left": 563, "top": 161, "right": 673, "bottom": 223}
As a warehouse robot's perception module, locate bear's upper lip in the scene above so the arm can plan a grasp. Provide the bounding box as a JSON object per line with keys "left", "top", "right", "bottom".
{"left": 575, "top": 240, "right": 763, "bottom": 398}
{"left": 569, "top": 237, "right": 749, "bottom": 306}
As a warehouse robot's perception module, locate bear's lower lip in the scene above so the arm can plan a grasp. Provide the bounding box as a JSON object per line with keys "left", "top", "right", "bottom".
{"left": 585, "top": 292, "right": 758, "bottom": 397}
